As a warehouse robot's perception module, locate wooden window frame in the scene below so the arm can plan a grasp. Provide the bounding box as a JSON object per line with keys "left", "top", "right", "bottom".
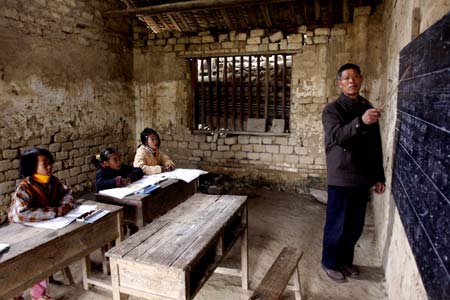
{"left": 189, "top": 53, "right": 292, "bottom": 134}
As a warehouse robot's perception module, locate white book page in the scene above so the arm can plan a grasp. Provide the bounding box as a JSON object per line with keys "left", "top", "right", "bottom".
{"left": 23, "top": 205, "right": 98, "bottom": 229}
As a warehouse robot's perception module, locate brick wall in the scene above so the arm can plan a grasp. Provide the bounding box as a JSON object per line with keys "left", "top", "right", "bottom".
{"left": 131, "top": 7, "right": 380, "bottom": 189}
{"left": 0, "top": 0, "right": 135, "bottom": 223}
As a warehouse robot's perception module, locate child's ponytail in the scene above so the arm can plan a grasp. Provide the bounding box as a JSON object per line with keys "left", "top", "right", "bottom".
{"left": 91, "top": 147, "right": 118, "bottom": 169}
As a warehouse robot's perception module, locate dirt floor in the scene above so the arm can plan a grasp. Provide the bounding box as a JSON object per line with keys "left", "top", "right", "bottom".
{"left": 18, "top": 187, "right": 387, "bottom": 300}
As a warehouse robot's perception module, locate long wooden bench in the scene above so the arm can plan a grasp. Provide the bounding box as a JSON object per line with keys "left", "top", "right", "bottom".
{"left": 249, "top": 247, "right": 303, "bottom": 300}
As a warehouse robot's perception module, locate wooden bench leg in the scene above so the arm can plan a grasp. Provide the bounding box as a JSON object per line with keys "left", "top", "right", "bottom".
{"left": 241, "top": 227, "right": 249, "bottom": 290}
{"left": 62, "top": 267, "right": 74, "bottom": 285}
{"left": 81, "top": 255, "right": 92, "bottom": 290}
{"left": 110, "top": 258, "right": 125, "bottom": 300}
{"left": 293, "top": 265, "right": 302, "bottom": 300}
{"left": 101, "top": 245, "right": 110, "bottom": 275}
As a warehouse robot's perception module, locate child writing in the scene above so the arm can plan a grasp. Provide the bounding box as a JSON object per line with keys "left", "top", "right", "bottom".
{"left": 8, "top": 147, "right": 75, "bottom": 300}
{"left": 133, "top": 128, "right": 176, "bottom": 175}
{"left": 92, "top": 147, "right": 144, "bottom": 192}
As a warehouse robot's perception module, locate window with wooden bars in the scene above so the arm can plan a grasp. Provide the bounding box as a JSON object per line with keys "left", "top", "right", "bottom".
{"left": 189, "top": 54, "right": 292, "bottom": 133}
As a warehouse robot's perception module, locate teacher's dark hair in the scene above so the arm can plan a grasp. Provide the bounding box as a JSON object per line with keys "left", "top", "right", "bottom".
{"left": 337, "top": 63, "right": 361, "bottom": 80}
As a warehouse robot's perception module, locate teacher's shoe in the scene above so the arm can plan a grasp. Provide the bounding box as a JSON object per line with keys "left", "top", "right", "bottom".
{"left": 342, "top": 264, "right": 360, "bottom": 278}
{"left": 321, "top": 263, "right": 347, "bottom": 282}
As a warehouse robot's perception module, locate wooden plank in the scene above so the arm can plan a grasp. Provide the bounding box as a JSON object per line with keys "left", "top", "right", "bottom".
{"left": 191, "top": 59, "right": 198, "bottom": 129}
{"left": 240, "top": 56, "right": 244, "bottom": 130}
{"left": 172, "top": 199, "right": 247, "bottom": 268}
{"left": 175, "top": 12, "right": 192, "bottom": 31}
{"left": 141, "top": 196, "right": 244, "bottom": 267}
{"left": 241, "top": 206, "right": 249, "bottom": 290}
{"left": 201, "top": 58, "right": 206, "bottom": 125}
{"left": 166, "top": 13, "right": 182, "bottom": 32}
{"left": 232, "top": 56, "right": 236, "bottom": 130}
{"left": 256, "top": 55, "right": 261, "bottom": 118}
{"left": 249, "top": 247, "right": 303, "bottom": 300}
{"left": 116, "top": 259, "right": 181, "bottom": 298}
{"left": 273, "top": 55, "right": 278, "bottom": 118}
{"left": 343, "top": 0, "right": 349, "bottom": 22}
{"left": 264, "top": 55, "right": 270, "bottom": 120}
{"left": 261, "top": 4, "right": 273, "bottom": 27}
{"left": 220, "top": 9, "right": 234, "bottom": 30}
{"left": 301, "top": 0, "right": 309, "bottom": 25}
{"left": 156, "top": 15, "right": 171, "bottom": 31}
{"left": 142, "top": 16, "right": 161, "bottom": 33}
{"left": 223, "top": 56, "right": 228, "bottom": 128}
{"left": 248, "top": 55, "right": 252, "bottom": 119}
{"left": 109, "top": 194, "right": 247, "bottom": 300}
{"left": 105, "top": 0, "right": 295, "bottom": 17}
{"left": 327, "top": 0, "right": 334, "bottom": 24}
{"left": 110, "top": 194, "right": 219, "bottom": 260}
{"left": 282, "top": 54, "right": 286, "bottom": 120}
{"left": 314, "top": 0, "right": 321, "bottom": 21}
{"left": 208, "top": 57, "right": 213, "bottom": 127}
{"left": 0, "top": 201, "right": 123, "bottom": 299}
{"left": 216, "top": 57, "right": 221, "bottom": 128}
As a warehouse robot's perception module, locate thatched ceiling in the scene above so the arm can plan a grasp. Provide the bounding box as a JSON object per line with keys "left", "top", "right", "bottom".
{"left": 106, "top": 0, "right": 382, "bottom": 34}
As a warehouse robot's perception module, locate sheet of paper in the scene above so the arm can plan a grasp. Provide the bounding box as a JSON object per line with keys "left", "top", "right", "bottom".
{"left": 23, "top": 205, "right": 98, "bottom": 229}
{"left": 163, "top": 168, "right": 207, "bottom": 183}
{"left": 98, "top": 169, "right": 207, "bottom": 199}
{"left": 98, "top": 174, "right": 168, "bottom": 199}
{"left": 24, "top": 216, "right": 75, "bottom": 229}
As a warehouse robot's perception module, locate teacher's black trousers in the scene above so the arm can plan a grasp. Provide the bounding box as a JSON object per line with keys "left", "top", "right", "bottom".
{"left": 321, "top": 185, "right": 369, "bottom": 270}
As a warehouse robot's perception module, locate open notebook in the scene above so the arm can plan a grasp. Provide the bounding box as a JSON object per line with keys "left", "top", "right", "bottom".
{"left": 98, "top": 169, "right": 207, "bottom": 199}
{"left": 23, "top": 205, "right": 106, "bottom": 229}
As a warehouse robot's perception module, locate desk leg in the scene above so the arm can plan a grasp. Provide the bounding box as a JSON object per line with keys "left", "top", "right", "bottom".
{"left": 81, "top": 255, "right": 92, "bottom": 290}
{"left": 241, "top": 227, "right": 248, "bottom": 290}
{"left": 110, "top": 258, "right": 123, "bottom": 300}
{"left": 101, "top": 245, "right": 110, "bottom": 275}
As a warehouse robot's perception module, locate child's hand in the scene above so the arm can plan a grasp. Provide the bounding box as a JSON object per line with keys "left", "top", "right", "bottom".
{"left": 121, "top": 177, "right": 131, "bottom": 187}
{"left": 56, "top": 204, "right": 71, "bottom": 217}
{"left": 163, "top": 164, "right": 175, "bottom": 172}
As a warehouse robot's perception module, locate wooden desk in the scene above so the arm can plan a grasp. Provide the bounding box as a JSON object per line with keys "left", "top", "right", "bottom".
{"left": 95, "top": 179, "right": 197, "bottom": 230}
{"left": 0, "top": 201, "right": 123, "bottom": 299}
{"left": 106, "top": 193, "right": 248, "bottom": 300}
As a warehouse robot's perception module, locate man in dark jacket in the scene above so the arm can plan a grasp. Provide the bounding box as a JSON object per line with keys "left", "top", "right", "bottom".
{"left": 321, "top": 63, "right": 385, "bottom": 282}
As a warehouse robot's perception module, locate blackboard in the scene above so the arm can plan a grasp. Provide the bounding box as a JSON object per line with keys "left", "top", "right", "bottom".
{"left": 393, "top": 11, "right": 450, "bottom": 300}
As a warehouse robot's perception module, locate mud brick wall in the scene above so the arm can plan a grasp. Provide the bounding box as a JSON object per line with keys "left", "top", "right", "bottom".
{"left": 0, "top": 0, "right": 135, "bottom": 223}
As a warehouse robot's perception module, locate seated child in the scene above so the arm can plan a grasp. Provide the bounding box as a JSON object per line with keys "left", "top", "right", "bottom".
{"left": 92, "top": 147, "right": 144, "bottom": 192}
{"left": 8, "top": 147, "right": 75, "bottom": 300}
{"left": 133, "top": 128, "right": 176, "bottom": 175}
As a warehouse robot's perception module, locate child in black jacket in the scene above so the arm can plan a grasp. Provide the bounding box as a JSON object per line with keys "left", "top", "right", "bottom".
{"left": 92, "top": 148, "right": 143, "bottom": 192}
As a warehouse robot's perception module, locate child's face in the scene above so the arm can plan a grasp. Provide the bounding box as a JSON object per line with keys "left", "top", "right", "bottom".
{"left": 147, "top": 133, "right": 159, "bottom": 149}
{"left": 104, "top": 153, "right": 122, "bottom": 170}
{"left": 36, "top": 155, "right": 52, "bottom": 176}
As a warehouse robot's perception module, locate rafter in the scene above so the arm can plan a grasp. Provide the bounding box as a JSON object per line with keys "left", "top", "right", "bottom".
{"left": 105, "top": 0, "right": 294, "bottom": 17}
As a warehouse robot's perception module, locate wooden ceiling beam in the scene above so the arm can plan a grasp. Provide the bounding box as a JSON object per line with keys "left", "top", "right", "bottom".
{"left": 220, "top": 9, "right": 235, "bottom": 31}
{"left": 166, "top": 13, "right": 182, "bottom": 32}
{"left": 105, "top": 0, "right": 294, "bottom": 17}
{"left": 343, "top": 0, "right": 350, "bottom": 22}
{"left": 301, "top": 0, "right": 309, "bottom": 25}
{"left": 142, "top": 16, "right": 161, "bottom": 33}
{"left": 174, "top": 12, "right": 192, "bottom": 32}
{"left": 327, "top": 0, "right": 334, "bottom": 24}
{"left": 261, "top": 4, "right": 273, "bottom": 27}
{"left": 157, "top": 15, "right": 171, "bottom": 31}
{"left": 314, "top": 0, "right": 321, "bottom": 21}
